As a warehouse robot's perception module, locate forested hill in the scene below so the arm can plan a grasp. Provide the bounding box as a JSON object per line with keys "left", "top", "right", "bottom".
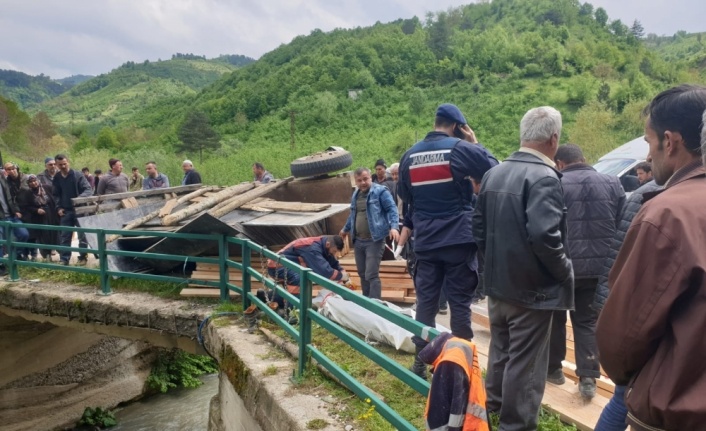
{"left": 36, "top": 54, "right": 254, "bottom": 134}
{"left": 125, "top": 0, "right": 704, "bottom": 181}
{"left": 0, "top": 69, "right": 69, "bottom": 109}
{"left": 7, "top": 0, "right": 705, "bottom": 185}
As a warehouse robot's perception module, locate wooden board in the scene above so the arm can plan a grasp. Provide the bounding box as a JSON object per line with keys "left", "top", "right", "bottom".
{"left": 121, "top": 197, "right": 139, "bottom": 208}
{"left": 241, "top": 200, "right": 331, "bottom": 213}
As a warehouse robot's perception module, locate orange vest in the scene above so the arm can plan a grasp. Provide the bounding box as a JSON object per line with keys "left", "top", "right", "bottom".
{"left": 425, "top": 338, "right": 489, "bottom": 431}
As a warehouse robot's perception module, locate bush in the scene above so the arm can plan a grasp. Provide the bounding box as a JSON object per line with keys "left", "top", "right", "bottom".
{"left": 77, "top": 407, "right": 117, "bottom": 429}
{"left": 146, "top": 349, "right": 218, "bottom": 393}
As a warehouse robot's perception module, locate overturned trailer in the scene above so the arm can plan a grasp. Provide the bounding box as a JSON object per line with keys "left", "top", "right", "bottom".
{"left": 75, "top": 174, "right": 353, "bottom": 272}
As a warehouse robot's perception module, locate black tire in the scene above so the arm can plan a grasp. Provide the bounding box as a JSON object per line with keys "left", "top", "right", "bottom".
{"left": 290, "top": 146, "right": 353, "bottom": 178}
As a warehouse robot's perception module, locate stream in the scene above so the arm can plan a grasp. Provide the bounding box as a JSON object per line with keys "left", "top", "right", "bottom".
{"left": 111, "top": 373, "right": 218, "bottom": 431}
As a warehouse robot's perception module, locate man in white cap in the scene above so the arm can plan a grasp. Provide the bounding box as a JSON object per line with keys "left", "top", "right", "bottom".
{"left": 181, "top": 160, "right": 202, "bottom": 186}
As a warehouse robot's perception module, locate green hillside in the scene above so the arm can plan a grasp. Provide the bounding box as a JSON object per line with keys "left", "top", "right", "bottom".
{"left": 645, "top": 31, "right": 706, "bottom": 67}
{"left": 37, "top": 55, "right": 253, "bottom": 134}
{"left": 11, "top": 0, "right": 706, "bottom": 186}
{"left": 0, "top": 69, "right": 67, "bottom": 109}
{"left": 118, "top": 0, "right": 704, "bottom": 183}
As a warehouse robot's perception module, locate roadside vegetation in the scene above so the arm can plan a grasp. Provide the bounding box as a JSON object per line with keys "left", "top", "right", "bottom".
{"left": 2, "top": 0, "right": 705, "bottom": 183}
{"left": 147, "top": 349, "right": 218, "bottom": 393}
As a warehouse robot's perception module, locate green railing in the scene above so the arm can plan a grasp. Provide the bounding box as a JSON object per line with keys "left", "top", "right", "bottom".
{"left": 0, "top": 221, "right": 439, "bottom": 431}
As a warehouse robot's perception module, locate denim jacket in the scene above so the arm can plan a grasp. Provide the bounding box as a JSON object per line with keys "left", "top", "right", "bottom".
{"left": 342, "top": 183, "right": 399, "bottom": 242}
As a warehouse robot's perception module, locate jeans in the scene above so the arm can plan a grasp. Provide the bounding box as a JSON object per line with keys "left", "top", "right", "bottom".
{"left": 486, "top": 297, "right": 553, "bottom": 431}
{"left": 412, "top": 243, "right": 477, "bottom": 347}
{"left": 549, "top": 278, "right": 601, "bottom": 378}
{"left": 353, "top": 238, "right": 385, "bottom": 299}
{"left": 0, "top": 216, "right": 30, "bottom": 258}
{"left": 595, "top": 385, "right": 628, "bottom": 430}
{"left": 59, "top": 211, "right": 87, "bottom": 263}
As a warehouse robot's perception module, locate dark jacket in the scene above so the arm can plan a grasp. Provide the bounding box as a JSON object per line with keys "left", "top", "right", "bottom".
{"left": 36, "top": 170, "right": 55, "bottom": 189}
{"left": 6, "top": 173, "right": 29, "bottom": 204}
{"left": 17, "top": 184, "right": 59, "bottom": 242}
{"left": 597, "top": 162, "right": 706, "bottom": 431}
{"left": 268, "top": 236, "right": 344, "bottom": 281}
{"left": 182, "top": 169, "right": 202, "bottom": 185}
{"left": 0, "top": 175, "right": 21, "bottom": 219}
{"left": 398, "top": 132, "right": 498, "bottom": 252}
{"left": 472, "top": 151, "right": 573, "bottom": 310}
{"left": 52, "top": 169, "right": 93, "bottom": 211}
{"left": 560, "top": 163, "right": 625, "bottom": 279}
{"left": 593, "top": 180, "right": 661, "bottom": 310}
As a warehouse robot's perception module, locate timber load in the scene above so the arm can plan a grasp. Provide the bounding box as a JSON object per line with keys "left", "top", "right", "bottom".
{"left": 74, "top": 176, "right": 352, "bottom": 275}
{"left": 182, "top": 254, "right": 416, "bottom": 303}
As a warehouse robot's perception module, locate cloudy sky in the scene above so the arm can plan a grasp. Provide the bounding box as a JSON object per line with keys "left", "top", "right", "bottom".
{"left": 0, "top": 0, "right": 702, "bottom": 79}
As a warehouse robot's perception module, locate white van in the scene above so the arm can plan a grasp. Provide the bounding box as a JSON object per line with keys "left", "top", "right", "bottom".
{"left": 593, "top": 136, "right": 649, "bottom": 192}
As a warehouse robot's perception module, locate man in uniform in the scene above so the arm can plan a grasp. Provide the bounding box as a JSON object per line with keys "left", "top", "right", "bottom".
{"left": 399, "top": 103, "right": 498, "bottom": 378}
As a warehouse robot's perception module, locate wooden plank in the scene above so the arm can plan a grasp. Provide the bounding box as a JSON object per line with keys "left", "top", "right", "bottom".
{"left": 180, "top": 288, "right": 224, "bottom": 298}
{"left": 159, "top": 199, "right": 179, "bottom": 217}
{"left": 121, "top": 197, "right": 139, "bottom": 208}
{"left": 72, "top": 184, "right": 203, "bottom": 205}
{"left": 242, "top": 200, "right": 332, "bottom": 213}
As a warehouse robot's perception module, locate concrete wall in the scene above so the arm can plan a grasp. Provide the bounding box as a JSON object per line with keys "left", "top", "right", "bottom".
{"left": 211, "top": 373, "right": 263, "bottom": 431}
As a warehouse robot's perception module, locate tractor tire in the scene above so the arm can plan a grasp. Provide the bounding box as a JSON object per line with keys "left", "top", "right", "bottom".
{"left": 290, "top": 146, "right": 353, "bottom": 178}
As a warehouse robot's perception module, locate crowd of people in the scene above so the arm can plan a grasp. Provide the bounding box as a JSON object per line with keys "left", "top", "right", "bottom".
{"left": 1, "top": 82, "right": 704, "bottom": 430}
{"left": 0, "top": 156, "right": 216, "bottom": 270}
{"left": 336, "top": 85, "right": 706, "bottom": 431}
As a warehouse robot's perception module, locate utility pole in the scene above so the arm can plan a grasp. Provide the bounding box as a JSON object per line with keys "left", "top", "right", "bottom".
{"left": 290, "top": 111, "right": 296, "bottom": 151}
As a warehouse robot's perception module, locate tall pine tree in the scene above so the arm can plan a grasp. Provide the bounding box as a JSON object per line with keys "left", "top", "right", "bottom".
{"left": 176, "top": 111, "right": 221, "bottom": 164}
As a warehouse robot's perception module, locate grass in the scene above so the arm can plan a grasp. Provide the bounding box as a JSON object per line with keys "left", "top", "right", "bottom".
{"left": 306, "top": 419, "right": 329, "bottom": 430}
{"left": 17, "top": 266, "right": 188, "bottom": 299}
{"left": 258, "top": 316, "right": 578, "bottom": 431}
{"left": 260, "top": 318, "right": 425, "bottom": 431}
{"left": 263, "top": 365, "right": 278, "bottom": 376}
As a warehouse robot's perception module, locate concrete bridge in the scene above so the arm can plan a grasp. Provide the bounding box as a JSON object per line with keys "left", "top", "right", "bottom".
{"left": 0, "top": 280, "right": 340, "bottom": 431}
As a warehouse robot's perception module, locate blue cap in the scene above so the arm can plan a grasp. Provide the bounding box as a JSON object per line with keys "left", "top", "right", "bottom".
{"left": 436, "top": 103, "right": 466, "bottom": 125}
{"left": 44, "top": 157, "right": 54, "bottom": 164}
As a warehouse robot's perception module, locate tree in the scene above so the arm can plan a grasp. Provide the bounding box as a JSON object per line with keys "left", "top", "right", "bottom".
{"left": 594, "top": 7, "right": 608, "bottom": 27}
{"left": 630, "top": 20, "right": 644, "bottom": 38}
{"left": 176, "top": 111, "right": 221, "bottom": 163}
{"left": 408, "top": 87, "right": 426, "bottom": 118}
{"left": 95, "top": 126, "right": 120, "bottom": 150}
{"left": 28, "top": 111, "right": 58, "bottom": 161}
{"left": 610, "top": 19, "right": 626, "bottom": 37}
{"left": 73, "top": 131, "right": 93, "bottom": 153}
{"left": 578, "top": 3, "right": 594, "bottom": 17}
{"left": 597, "top": 81, "right": 611, "bottom": 105}
{"left": 427, "top": 12, "right": 451, "bottom": 60}
{"left": 401, "top": 17, "right": 418, "bottom": 35}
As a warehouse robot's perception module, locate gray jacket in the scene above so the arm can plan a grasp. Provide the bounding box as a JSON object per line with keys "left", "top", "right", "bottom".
{"left": 560, "top": 164, "right": 625, "bottom": 279}
{"left": 472, "top": 151, "right": 574, "bottom": 310}
{"left": 593, "top": 180, "right": 662, "bottom": 310}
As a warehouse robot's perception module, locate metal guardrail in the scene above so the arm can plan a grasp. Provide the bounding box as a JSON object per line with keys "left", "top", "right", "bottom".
{"left": 0, "top": 221, "right": 438, "bottom": 431}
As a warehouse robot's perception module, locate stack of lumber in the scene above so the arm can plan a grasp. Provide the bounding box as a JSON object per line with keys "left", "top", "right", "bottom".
{"left": 181, "top": 254, "right": 416, "bottom": 303}
{"left": 338, "top": 256, "right": 416, "bottom": 303}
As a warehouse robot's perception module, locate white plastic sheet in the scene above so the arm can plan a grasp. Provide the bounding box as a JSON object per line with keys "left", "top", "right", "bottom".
{"left": 312, "top": 290, "right": 449, "bottom": 354}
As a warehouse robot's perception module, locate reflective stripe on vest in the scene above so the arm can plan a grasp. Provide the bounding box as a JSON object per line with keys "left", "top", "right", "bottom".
{"left": 425, "top": 338, "right": 489, "bottom": 431}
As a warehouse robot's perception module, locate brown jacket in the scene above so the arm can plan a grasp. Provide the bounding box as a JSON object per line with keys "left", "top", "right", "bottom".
{"left": 597, "top": 161, "right": 706, "bottom": 431}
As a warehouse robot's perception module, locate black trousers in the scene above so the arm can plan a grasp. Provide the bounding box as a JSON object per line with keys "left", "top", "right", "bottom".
{"left": 412, "top": 243, "right": 477, "bottom": 348}
{"left": 548, "top": 278, "right": 601, "bottom": 378}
